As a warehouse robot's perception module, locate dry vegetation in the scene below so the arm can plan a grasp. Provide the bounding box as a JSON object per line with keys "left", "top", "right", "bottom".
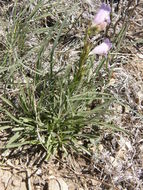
{"left": 0, "top": 0, "right": 143, "bottom": 189}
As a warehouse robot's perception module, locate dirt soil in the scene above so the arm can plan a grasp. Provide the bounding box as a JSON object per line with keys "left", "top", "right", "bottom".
{"left": 0, "top": 0, "right": 143, "bottom": 189}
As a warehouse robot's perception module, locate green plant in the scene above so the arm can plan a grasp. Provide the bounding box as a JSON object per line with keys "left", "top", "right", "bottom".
{"left": 0, "top": 1, "right": 123, "bottom": 158}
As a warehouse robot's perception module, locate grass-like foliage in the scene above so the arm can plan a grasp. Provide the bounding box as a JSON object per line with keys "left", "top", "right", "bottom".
{"left": 0, "top": 0, "right": 123, "bottom": 158}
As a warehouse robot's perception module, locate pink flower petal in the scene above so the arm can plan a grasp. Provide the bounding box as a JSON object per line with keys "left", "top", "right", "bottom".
{"left": 89, "top": 38, "right": 112, "bottom": 56}
{"left": 92, "top": 3, "right": 111, "bottom": 27}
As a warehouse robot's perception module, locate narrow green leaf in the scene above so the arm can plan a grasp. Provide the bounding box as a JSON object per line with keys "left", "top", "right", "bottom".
{"left": 0, "top": 96, "right": 14, "bottom": 108}
{"left": 0, "top": 126, "right": 13, "bottom": 130}
{"left": 6, "top": 132, "right": 20, "bottom": 146}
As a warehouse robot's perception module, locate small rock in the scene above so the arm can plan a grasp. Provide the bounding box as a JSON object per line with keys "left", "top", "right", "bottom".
{"left": 48, "top": 178, "right": 59, "bottom": 190}
{"left": 48, "top": 177, "right": 68, "bottom": 190}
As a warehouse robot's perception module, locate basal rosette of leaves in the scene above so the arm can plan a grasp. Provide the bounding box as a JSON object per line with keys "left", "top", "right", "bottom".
{"left": 0, "top": 1, "right": 121, "bottom": 158}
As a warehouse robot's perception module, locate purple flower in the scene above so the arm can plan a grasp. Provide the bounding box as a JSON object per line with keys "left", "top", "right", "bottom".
{"left": 92, "top": 3, "right": 111, "bottom": 30}
{"left": 89, "top": 38, "right": 112, "bottom": 56}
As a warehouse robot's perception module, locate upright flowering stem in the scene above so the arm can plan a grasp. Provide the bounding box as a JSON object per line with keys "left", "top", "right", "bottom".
{"left": 70, "top": 29, "right": 91, "bottom": 93}
{"left": 71, "top": 3, "right": 111, "bottom": 92}
{"left": 77, "top": 29, "right": 90, "bottom": 80}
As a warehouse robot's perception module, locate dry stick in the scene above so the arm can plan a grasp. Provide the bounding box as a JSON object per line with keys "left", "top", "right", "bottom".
{"left": 26, "top": 169, "right": 32, "bottom": 190}
{"left": 4, "top": 175, "right": 12, "bottom": 190}
{"left": 64, "top": 10, "right": 84, "bottom": 38}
